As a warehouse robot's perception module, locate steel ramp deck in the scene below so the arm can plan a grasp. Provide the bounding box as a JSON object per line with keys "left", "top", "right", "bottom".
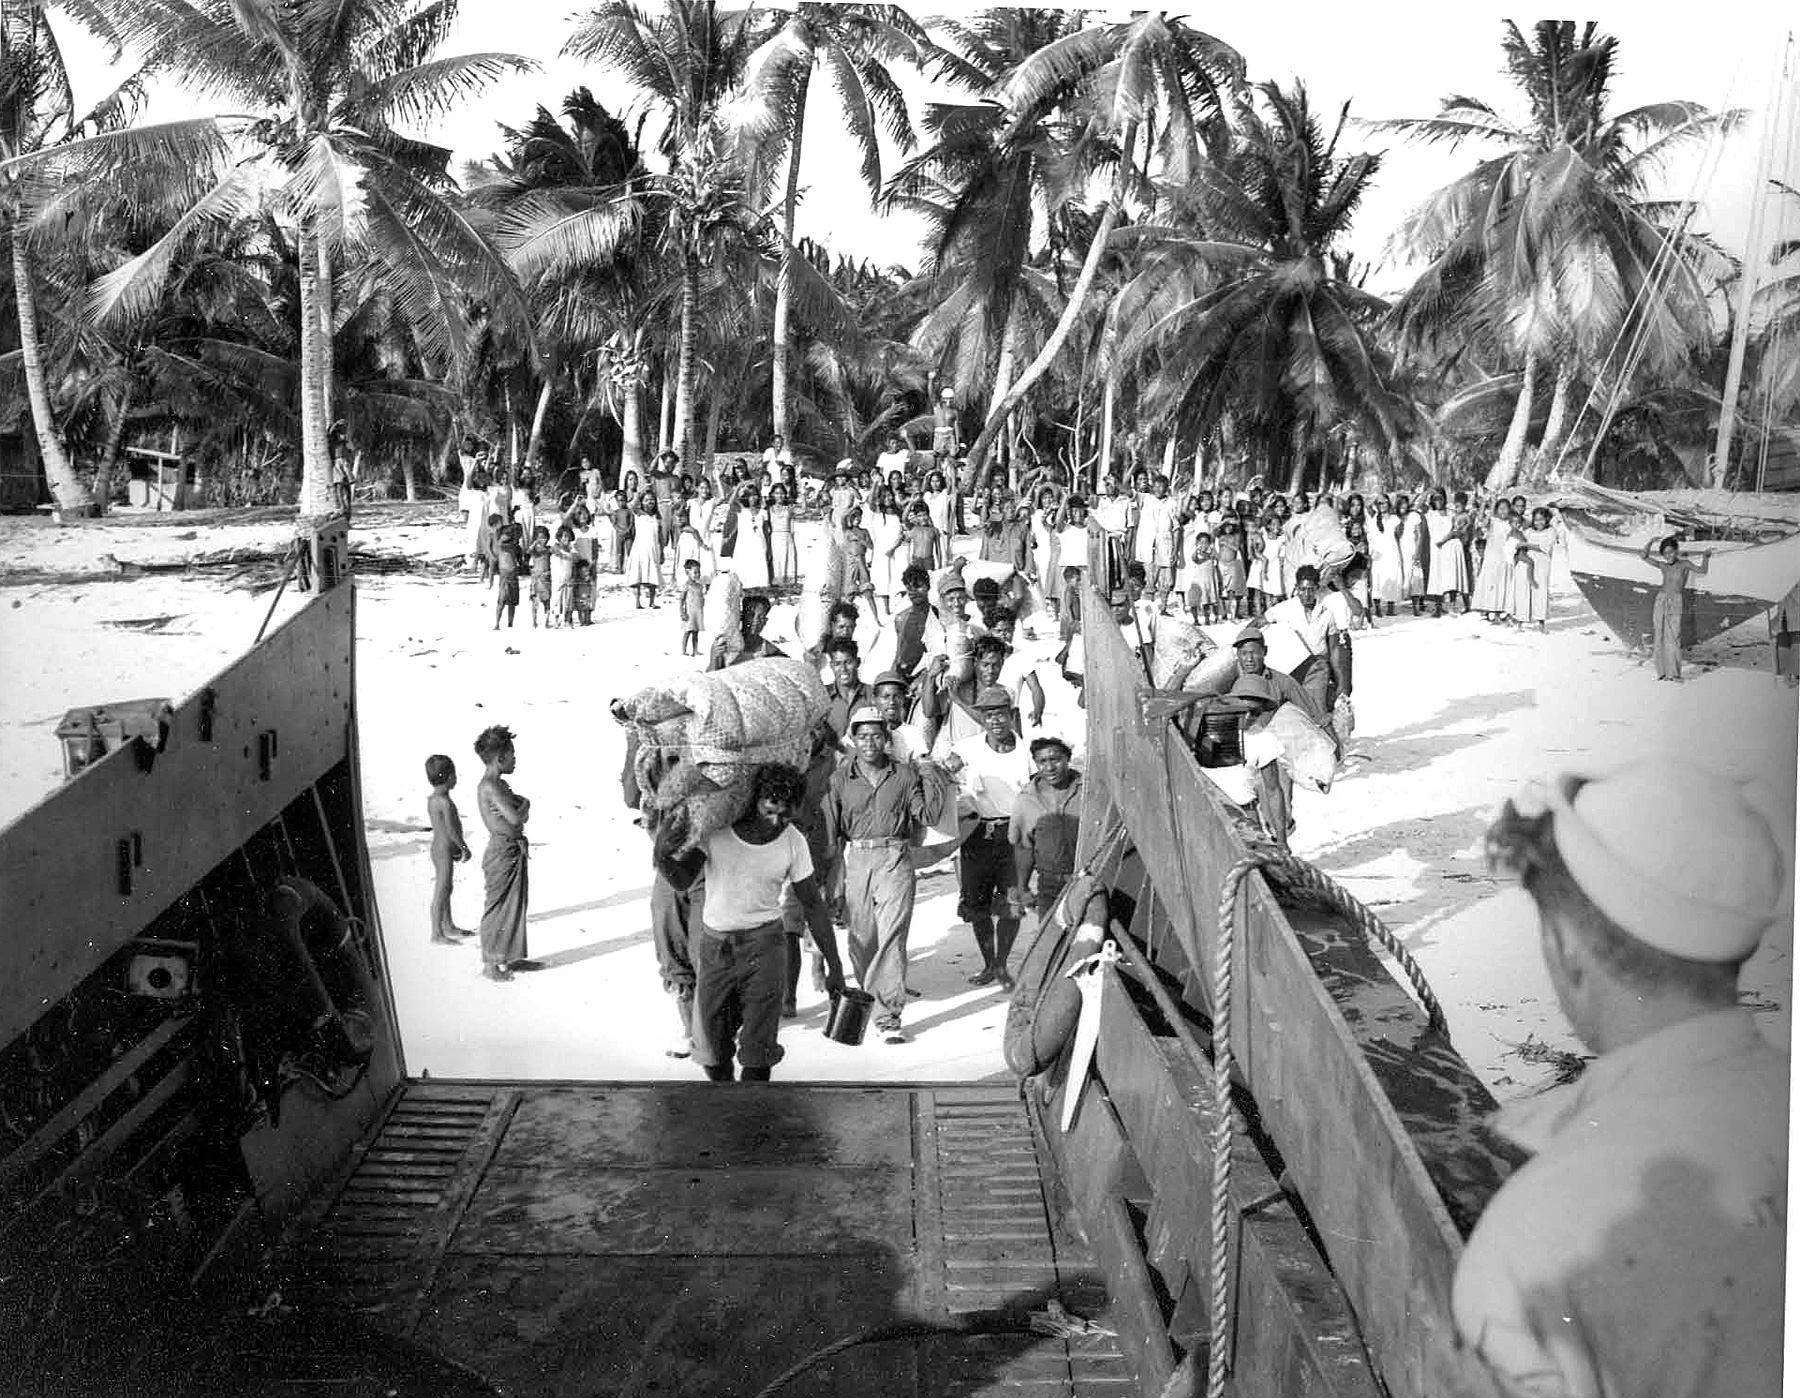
{"left": 288, "top": 1080, "right": 1137, "bottom": 1397}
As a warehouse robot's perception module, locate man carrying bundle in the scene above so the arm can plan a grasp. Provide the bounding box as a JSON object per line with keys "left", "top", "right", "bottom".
{"left": 1197, "top": 624, "right": 1332, "bottom": 849}
{"left": 655, "top": 763, "right": 845, "bottom": 1083}
{"left": 1265, "top": 565, "right": 1350, "bottom": 720}
{"left": 1459, "top": 762, "right": 1789, "bottom": 1398}
{"left": 822, "top": 707, "right": 952, "bottom": 1044}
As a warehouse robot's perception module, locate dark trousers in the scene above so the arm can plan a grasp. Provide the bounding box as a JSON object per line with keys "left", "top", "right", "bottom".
{"left": 958, "top": 822, "right": 1021, "bottom": 972}
{"left": 692, "top": 921, "right": 788, "bottom": 1073}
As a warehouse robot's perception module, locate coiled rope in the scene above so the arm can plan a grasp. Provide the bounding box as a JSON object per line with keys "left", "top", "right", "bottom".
{"left": 1206, "top": 847, "right": 1447, "bottom": 1398}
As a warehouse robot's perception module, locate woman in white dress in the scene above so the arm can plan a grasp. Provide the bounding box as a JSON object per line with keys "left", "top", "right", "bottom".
{"left": 624, "top": 496, "right": 663, "bottom": 607}
{"left": 1366, "top": 505, "right": 1404, "bottom": 616}
{"left": 688, "top": 480, "right": 719, "bottom": 580}
{"left": 459, "top": 468, "right": 486, "bottom": 567}
{"left": 1470, "top": 498, "right": 1522, "bottom": 621}
{"left": 922, "top": 470, "right": 954, "bottom": 539}
{"left": 732, "top": 487, "right": 772, "bottom": 590}
{"left": 1425, "top": 489, "right": 1469, "bottom": 615}
{"left": 867, "top": 485, "right": 905, "bottom": 615}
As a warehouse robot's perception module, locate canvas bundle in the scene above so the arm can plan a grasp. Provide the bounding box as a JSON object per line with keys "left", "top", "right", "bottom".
{"left": 703, "top": 572, "right": 743, "bottom": 653}
{"left": 1149, "top": 616, "right": 1216, "bottom": 689}
{"left": 621, "top": 658, "right": 829, "bottom": 851}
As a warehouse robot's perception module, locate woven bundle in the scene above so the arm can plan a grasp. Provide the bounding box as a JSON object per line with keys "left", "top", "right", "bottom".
{"left": 621, "top": 657, "right": 830, "bottom": 850}
{"left": 1296, "top": 505, "right": 1356, "bottom": 574}
{"left": 1265, "top": 704, "right": 1337, "bottom": 793}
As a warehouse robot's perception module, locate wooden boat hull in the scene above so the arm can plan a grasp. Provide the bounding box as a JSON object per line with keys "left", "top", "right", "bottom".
{"left": 1561, "top": 524, "right": 1793, "bottom": 648}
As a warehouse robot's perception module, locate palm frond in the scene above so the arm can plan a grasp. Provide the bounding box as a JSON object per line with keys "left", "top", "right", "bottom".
{"left": 350, "top": 52, "right": 537, "bottom": 129}
{"left": 89, "top": 164, "right": 265, "bottom": 326}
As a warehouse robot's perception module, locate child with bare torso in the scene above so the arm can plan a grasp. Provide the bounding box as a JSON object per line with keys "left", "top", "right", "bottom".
{"left": 475, "top": 725, "right": 532, "bottom": 981}
{"left": 425, "top": 754, "right": 473, "bottom": 944}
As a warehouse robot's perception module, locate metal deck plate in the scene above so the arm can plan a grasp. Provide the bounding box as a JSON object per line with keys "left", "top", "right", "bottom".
{"left": 292, "top": 1083, "right": 1136, "bottom": 1396}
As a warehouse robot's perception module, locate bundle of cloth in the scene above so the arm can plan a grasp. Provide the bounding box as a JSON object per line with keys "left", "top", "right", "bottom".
{"left": 704, "top": 571, "right": 744, "bottom": 655}
{"left": 619, "top": 657, "right": 829, "bottom": 852}
{"left": 1293, "top": 501, "right": 1357, "bottom": 582}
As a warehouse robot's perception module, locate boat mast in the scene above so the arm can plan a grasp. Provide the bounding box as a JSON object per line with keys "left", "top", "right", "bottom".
{"left": 1711, "top": 33, "right": 1796, "bottom": 489}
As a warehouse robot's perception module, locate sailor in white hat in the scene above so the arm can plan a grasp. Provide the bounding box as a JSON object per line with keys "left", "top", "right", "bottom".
{"left": 1454, "top": 760, "right": 1791, "bottom": 1398}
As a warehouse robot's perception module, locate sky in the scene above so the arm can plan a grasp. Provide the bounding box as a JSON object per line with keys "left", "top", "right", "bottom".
{"left": 56, "top": 3, "right": 1800, "bottom": 299}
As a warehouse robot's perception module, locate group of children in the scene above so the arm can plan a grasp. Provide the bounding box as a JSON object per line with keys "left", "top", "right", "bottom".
{"left": 476, "top": 514, "right": 598, "bottom": 630}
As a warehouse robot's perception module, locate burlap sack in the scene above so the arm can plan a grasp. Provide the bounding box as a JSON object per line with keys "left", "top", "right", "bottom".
{"left": 1266, "top": 703, "right": 1337, "bottom": 793}
{"left": 1149, "top": 616, "right": 1215, "bottom": 688}
{"left": 622, "top": 658, "right": 829, "bottom": 850}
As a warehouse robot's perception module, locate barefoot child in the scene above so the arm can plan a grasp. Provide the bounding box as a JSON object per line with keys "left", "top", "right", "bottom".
{"left": 572, "top": 557, "right": 595, "bottom": 626}
{"left": 1641, "top": 533, "right": 1713, "bottom": 681}
{"left": 527, "top": 525, "right": 553, "bottom": 628}
{"left": 679, "top": 558, "right": 705, "bottom": 657}
{"left": 475, "top": 725, "right": 530, "bottom": 981}
{"left": 425, "top": 754, "right": 473, "bottom": 944}
{"left": 494, "top": 524, "right": 521, "bottom": 629}
{"left": 552, "top": 524, "right": 577, "bottom": 627}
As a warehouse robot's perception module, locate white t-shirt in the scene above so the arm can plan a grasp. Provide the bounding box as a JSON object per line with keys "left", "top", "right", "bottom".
{"left": 1091, "top": 496, "right": 1130, "bottom": 534}
{"left": 952, "top": 734, "right": 1032, "bottom": 820}
{"left": 701, "top": 825, "right": 813, "bottom": 931}
{"left": 1266, "top": 595, "right": 1340, "bottom": 657}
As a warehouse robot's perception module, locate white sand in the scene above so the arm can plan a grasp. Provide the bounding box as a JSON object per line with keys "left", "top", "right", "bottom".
{"left": 3, "top": 502, "right": 1793, "bottom": 1099}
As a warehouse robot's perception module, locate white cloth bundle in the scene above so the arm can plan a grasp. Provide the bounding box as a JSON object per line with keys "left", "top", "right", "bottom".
{"left": 1264, "top": 704, "right": 1338, "bottom": 793}
{"left": 704, "top": 572, "right": 743, "bottom": 653}
{"left": 622, "top": 658, "right": 829, "bottom": 850}
{"left": 1149, "top": 616, "right": 1216, "bottom": 688}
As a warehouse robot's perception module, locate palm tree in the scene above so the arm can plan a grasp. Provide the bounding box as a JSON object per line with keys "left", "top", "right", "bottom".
{"left": 959, "top": 10, "right": 1243, "bottom": 484}
{"left": 563, "top": 0, "right": 765, "bottom": 470}
{"left": 1375, "top": 21, "right": 1740, "bottom": 490}
{"left": 92, "top": 0, "right": 534, "bottom": 522}
{"left": 1114, "top": 82, "right": 1413, "bottom": 491}
{"left": 728, "top": 4, "right": 924, "bottom": 447}
{"left": 0, "top": 1, "right": 238, "bottom": 514}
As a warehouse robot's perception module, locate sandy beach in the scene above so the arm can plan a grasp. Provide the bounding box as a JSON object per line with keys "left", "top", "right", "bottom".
{"left": 2, "top": 501, "right": 1792, "bottom": 1101}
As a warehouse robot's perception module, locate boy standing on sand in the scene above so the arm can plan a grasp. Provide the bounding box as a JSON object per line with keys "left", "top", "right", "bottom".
{"left": 475, "top": 725, "right": 531, "bottom": 982}
{"left": 425, "top": 755, "right": 474, "bottom": 944}
{"left": 494, "top": 524, "right": 521, "bottom": 630}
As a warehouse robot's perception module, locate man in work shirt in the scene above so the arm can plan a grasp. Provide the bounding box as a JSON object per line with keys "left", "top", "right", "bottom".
{"left": 1010, "top": 737, "right": 1082, "bottom": 922}
{"left": 944, "top": 686, "right": 1034, "bottom": 987}
{"left": 821, "top": 638, "right": 873, "bottom": 746}
{"left": 1265, "top": 563, "right": 1348, "bottom": 718}
{"left": 822, "top": 708, "right": 950, "bottom": 1044}
{"left": 1459, "top": 761, "right": 1790, "bottom": 1398}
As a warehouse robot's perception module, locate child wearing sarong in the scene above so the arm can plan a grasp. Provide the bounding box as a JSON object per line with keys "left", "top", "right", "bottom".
{"left": 1641, "top": 534, "right": 1712, "bottom": 681}
{"left": 475, "top": 725, "right": 531, "bottom": 981}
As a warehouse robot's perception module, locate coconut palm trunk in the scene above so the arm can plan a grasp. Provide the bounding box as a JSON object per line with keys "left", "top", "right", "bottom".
{"left": 658, "top": 366, "right": 675, "bottom": 456}
{"left": 12, "top": 232, "right": 91, "bottom": 514}
{"left": 1534, "top": 361, "right": 1577, "bottom": 475}
{"left": 621, "top": 379, "right": 646, "bottom": 486}
{"left": 674, "top": 250, "right": 700, "bottom": 466}
{"left": 1486, "top": 347, "right": 1541, "bottom": 492}
{"left": 295, "top": 222, "right": 337, "bottom": 520}
{"left": 92, "top": 377, "right": 137, "bottom": 515}
{"left": 771, "top": 66, "right": 812, "bottom": 446}
{"left": 1098, "top": 373, "right": 1116, "bottom": 493}
{"left": 703, "top": 392, "right": 723, "bottom": 479}
{"left": 965, "top": 122, "right": 1138, "bottom": 486}
{"left": 526, "top": 377, "right": 554, "bottom": 468}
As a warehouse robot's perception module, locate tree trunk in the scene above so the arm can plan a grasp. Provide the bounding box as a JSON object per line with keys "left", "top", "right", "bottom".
{"left": 402, "top": 445, "right": 418, "bottom": 502}
{"left": 526, "top": 377, "right": 554, "bottom": 468}
{"left": 703, "top": 392, "right": 723, "bottom": 483}
{"left": 1534, "top": 361, "right": 1577, "bottom": 475}
{"left": 505, "top": 384, "right": 521, "bottom": 468}
{"left": 434, "top": 432, "right": 457, "bottom": 485}
{"left": 979, "top": 310, "right": 1023, "bottom": 492}
{"left": 1098, "top": 373, "right": 1116, "bottom": 494}
{"left": 659, "top": 361, "right": 675, "bottom": 457}
{"left": 295, "top": 221, "right": 337, "bottom": 520}
{"left": 674, "top": 251, "right": 700, "bottom": 468}
{"left": 622, "top": 378, "right": 646, "bottom": 487}
{"left": 92, "top": 376, "right": 137, "bottom": 515}
{"left": 1486, "top": 348, "right": 1541, "bottom": 492}
{"left": 12, "top": 233, "right": 91, "bottom": 514}
{"left": 1161, "top": 435, "right": 1178, "bottom": 486}
{"left": 965, "top": 122, "right": 1137, "bottom": 486}
{"left": 771, "top": 68, "right": 812, "bottom": 448}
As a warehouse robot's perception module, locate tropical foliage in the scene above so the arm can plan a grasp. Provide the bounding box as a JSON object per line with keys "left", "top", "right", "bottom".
{"left": 2, "top": 10, "right": 1789, "bottom": 515}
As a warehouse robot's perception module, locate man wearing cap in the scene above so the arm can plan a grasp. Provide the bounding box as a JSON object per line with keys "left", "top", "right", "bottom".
{"left": 943, "top": 686, "right": 1034, "bottom": 986}
{"left": 822, "top": 707, "right": 950, "bottom": 1043}
{"left": 871, "top": 670, "right": 930, "bottom": 763}
{"left": 1201, "top": 623, "right": 1331, "bottom": 848}
{"left": 1459, "top": 761, "right": 1789, "bottom": 1398}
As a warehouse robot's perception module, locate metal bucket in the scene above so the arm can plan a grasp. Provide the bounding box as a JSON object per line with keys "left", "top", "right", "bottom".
{"left": 823, "top": 989, "right": 875, "bottom": 1046}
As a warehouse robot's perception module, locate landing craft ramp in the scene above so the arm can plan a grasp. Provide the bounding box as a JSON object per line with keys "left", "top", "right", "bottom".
{"left": 288, "top": 1079, "right": 1136, "bottom": 1397}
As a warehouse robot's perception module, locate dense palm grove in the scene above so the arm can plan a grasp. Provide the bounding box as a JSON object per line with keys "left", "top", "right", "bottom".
{"left": 0, "top": 3, "right": 1791, "bottom": 518}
